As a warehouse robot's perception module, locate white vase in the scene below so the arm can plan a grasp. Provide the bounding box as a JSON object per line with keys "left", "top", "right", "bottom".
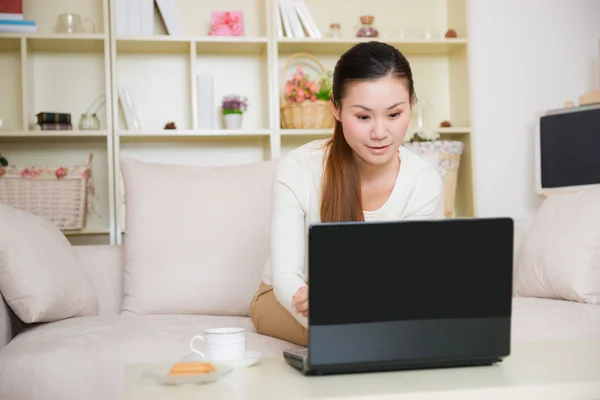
{"left": 224, "top": 113, "right": 242, "bottom": 130}
{"left": 403, "top": 140, "right": 464, "bottom": 218}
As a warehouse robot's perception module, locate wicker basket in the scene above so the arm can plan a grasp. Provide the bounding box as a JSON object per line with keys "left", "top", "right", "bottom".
{"left": 403, "top": 141, "right": 464, "bottom": 218}
{"left": 280, "top": 52, "right": 335, "bottom": 130}
{"left": 0, "top": 153, "right": 93, "bottom": 230}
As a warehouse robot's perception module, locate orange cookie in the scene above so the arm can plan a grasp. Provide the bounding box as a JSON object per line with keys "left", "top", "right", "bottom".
{"left": 168, "top": 361, "right": 216, "bottom": 376}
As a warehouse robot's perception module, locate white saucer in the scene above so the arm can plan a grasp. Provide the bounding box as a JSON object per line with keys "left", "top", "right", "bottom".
{"left": 143, "top": 362, "right": 232, "bottom": 386}
{"left": 182, "top": 350, "right": 263, "bottom": 368}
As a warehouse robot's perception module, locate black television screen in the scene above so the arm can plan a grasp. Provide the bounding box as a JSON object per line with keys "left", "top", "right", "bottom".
{"left": 540, "top": 105, "right": 600, "bottom": 189}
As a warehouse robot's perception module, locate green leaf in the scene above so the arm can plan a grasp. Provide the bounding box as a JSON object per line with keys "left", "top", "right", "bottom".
{"left": 223, "top": 109, "right": 243, "bottom": 115}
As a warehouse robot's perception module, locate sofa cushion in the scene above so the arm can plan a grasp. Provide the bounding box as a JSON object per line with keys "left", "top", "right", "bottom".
{"left": 0, "top": 314, "right": 295, "bottom": 400}
{"left": 511, "top": 297, "right": 600, "bottom": 344}
{"left": 72, "top": 245, "right": 124, "bottom": 316}
{"left": 515, "top": 187, "right": 600, "bottom": 305}
{"left": 0, "top": 205, "right": 99, "bottom": 323}
{"left": 119, "top": 156, "right": 277, "bottom": 316}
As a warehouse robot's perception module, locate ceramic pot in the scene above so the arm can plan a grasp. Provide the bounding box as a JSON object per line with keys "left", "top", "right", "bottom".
{"left": 224, "top": 113, "right": 242, "bottom": 129}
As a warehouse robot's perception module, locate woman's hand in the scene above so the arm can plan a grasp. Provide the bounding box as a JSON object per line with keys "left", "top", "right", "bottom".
{"left": 291, "top": 285, "right": 308, "bottom": 317}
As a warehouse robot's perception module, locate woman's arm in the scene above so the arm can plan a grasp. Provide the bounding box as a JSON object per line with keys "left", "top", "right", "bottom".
{"left": 270, "top": 157, "right": 309, "bottom": 328}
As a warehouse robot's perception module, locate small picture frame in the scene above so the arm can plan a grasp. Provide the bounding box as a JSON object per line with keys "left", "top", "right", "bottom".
{"left": 209, "top": 11, "right": 244, "bottom": 37}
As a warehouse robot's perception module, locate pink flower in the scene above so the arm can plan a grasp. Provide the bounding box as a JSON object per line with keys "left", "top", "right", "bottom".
{"left": 82, "top": 169, "right": 88, "bottom": 179}
{"left": 56, "top": 167, "right": 67, "bottom": 179}
{"left": 21, "top": 168, "right": 38, "bottom": 178}
{"left": 283, "top": 65, "right": 324, "bottom": 103}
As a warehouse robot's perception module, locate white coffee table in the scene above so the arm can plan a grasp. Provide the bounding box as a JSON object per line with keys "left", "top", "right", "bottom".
{"left": 124, "top": 339, "right": 600, "bottom": 400}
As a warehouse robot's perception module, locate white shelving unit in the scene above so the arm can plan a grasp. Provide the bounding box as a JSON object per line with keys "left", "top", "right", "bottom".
{"left": 0, "top": 0, "right": 116, "bottom": 245}
{"left": 0, "top": 0, "right": 475, "bottom": 245}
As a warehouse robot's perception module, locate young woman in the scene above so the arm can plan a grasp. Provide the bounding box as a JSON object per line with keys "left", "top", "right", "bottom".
{"left": 249, "top": 41, "right": 443, "bottom": 347}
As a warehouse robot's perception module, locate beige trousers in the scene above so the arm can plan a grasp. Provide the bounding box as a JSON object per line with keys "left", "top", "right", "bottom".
{"left": 249, "top": 283, "right": 308, "bottom": 347}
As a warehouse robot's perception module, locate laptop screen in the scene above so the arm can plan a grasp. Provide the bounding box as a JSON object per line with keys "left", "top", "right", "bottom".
{"left": 308, "top": 218, "right": 514, "bottom": 327}
{"left": 540, "top": 106, "right": 600, "bottom": 189}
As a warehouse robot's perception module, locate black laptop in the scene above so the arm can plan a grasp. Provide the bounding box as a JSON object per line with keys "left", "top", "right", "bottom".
{"left": 283, "top": 217, "right": 514, "bottom": 375}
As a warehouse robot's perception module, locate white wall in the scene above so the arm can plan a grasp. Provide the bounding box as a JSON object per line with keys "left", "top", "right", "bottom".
{"left": 467, "top": 0, "right": 600, "bottom": 222}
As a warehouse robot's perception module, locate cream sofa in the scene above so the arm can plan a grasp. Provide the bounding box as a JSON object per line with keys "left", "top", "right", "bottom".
{"left": 1, "top": 156, "right": 599, "bottom": 400}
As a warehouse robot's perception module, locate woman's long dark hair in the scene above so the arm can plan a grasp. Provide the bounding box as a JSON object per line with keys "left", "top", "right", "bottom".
{"left": 320, "top": 41, "right": 416, "bottom": 222}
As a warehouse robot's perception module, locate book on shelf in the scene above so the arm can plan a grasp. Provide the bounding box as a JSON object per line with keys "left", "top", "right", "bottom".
{"left": 154, "top": 0, "right": 184, "bottom": 36}
{"left": 39, "top": 123, "right": 72, "bottom": 131}
{"left": 0, "top": 0, "right": 21, "bottom": 18}
{"left": 0, "top": 12, "right": 21, "bottom": 20}
{"left": 196, "top": 75, "right": 215, "bottom": 130}
{"left": 36, "top": 112, "right": 71, "bottom": 125}
{"left": 0, "top": 18, "right": 36, "bottom": 32}
{"left": 115, "top": 0, "right": 154, "bottom": 36}
{"left": 277, "top": 0, "right": 321, "bottom": 39}
{"left": 118, "top": 86, "right": 143, "bottom": 131}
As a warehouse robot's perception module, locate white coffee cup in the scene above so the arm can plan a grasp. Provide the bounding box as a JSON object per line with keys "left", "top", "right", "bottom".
{"left": 189, "top": 327, "right": 246, "bottom": 361}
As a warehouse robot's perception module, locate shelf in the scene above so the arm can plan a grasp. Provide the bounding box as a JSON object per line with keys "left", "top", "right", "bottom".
{"left": 116, "top": 36, "right": 191, "bottom": 53}
{"left": 436, "top": 127, "right": 471, "bottom": 134}
{"left": 278, "top": 127, "right": 471, "bottom": 136}
{"left": 277, "top": 38, "right": 468, "bottom": 55}
{"left": 0, "top": 130, "right": 110, "bottom": 138}
{"left": 63, "top": 228, "right": 111, "bottom": 236}
{"left": 196, "top": 37, "right": 268, "bottom": 55}
{"left": 0, "top": 36, "right": 20, "bottom": 51}
{"left": 21, "top": 34, "right": 107, "bottom": 52}
{"left": 0, "top": 33, "right": 107, "bottom": 51}
{"left": 117, "top": 129, "right": 273, "bottom": 138}
{"left": 280, "top": 129, "right": 332, "bottom": 136}
{"left": 116, "top": 36, "right": 268, "bottom": 54}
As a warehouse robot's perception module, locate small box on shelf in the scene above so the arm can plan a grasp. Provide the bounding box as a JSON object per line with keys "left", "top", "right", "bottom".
{"left": 209, "top": 11, "right": 244, "bottom": 37}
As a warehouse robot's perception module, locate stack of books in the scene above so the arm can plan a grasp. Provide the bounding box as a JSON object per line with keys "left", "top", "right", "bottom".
{"left": 277, "top": 0, "right": 321, "bottom": 39}
{"left": 114, "top": 0, "right": 184, "bottom": 36}
{"left": 0, "top": 0, "right": 37, "bottom": 33}
{"left": 36, "top": 113, "right": 73, "bottom": 131}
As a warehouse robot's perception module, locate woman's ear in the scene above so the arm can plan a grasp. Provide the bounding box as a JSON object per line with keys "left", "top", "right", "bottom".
{"left": 330, "top": 99, "right": 340, "bottom": 122}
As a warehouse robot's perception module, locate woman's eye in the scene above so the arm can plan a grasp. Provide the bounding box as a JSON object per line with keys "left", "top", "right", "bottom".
{"left": 389, "top": 112, "right": 401, "bottom": 118}
{"left": 357, "top": 115, "right": 370, "bottom": 121}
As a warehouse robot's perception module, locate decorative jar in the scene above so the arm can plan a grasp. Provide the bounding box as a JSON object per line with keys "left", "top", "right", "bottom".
{"left": 356, "top": 15, "right": 379, "bottom": 38}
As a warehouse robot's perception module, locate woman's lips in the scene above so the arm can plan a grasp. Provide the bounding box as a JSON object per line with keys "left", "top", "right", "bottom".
{"left": 367, "top": 145, "right": 390, "bottom": 155}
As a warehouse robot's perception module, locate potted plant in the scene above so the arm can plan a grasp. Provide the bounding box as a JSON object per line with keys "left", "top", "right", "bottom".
{"left": 221, "top": 94, "right": 248, "bottom": 130}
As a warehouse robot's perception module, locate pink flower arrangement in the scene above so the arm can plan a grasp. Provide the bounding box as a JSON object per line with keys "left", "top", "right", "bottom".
{"left": 284, "top": 66, "right": 320, "bottom": 103}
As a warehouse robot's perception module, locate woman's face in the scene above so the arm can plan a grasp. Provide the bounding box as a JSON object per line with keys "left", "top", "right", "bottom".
{"left": 331, "top": 76, "right": 412, "bottom": 168}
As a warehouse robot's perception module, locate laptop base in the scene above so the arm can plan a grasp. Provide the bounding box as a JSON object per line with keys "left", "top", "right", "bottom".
{"left": 284, "top": 348, "right": 502, "bottom": 376}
